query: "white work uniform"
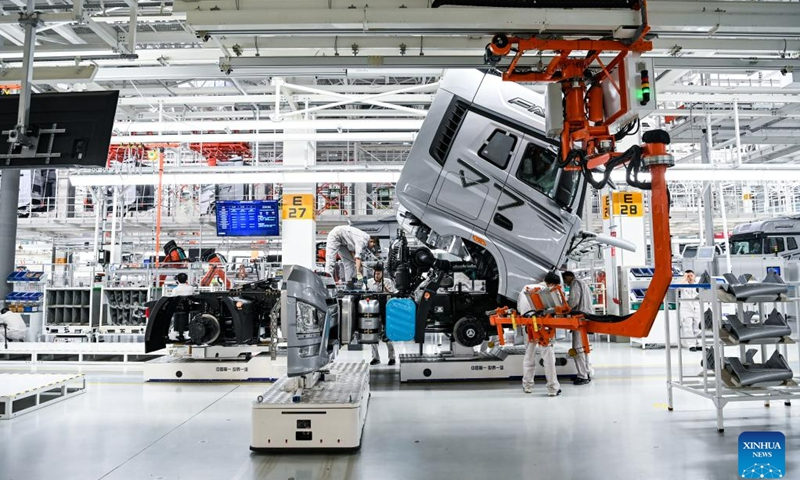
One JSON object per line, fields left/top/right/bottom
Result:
{"left": 173, "top": 283, "right": 195, "bottom": 296}
{"left": 519, "top": 285, "right": 560, "bottom": 395}
{"left": 367, "top": 277, "right": 396, "bottom": 293}
{"left": 679, "top": 283, "right": 701, "bottom": 348}
{"left": 0, "top": 310, "right": 27, "bottom": 342}
{"left": 325, "top": 225, "right": 371, "bottom": 282}
{"left": 367, "top": 276, "right": 397, "bottom": 362}
{"left": 566, "top": 277, "right": 593, "bottom": 380}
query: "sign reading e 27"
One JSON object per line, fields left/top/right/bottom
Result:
{"left": 282, "top": 194, "right": 315, "bottom": 220}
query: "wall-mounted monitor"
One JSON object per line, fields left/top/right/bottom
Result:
{"left": 0, "top": 91, "right": 119, "bottom": 169}
{"left": 216, "top": 200, "right": 279, "bottom": 237}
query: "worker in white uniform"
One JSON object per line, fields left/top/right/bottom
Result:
{"left": 367, "top": 263, "right": 397, "bottom": 366}
{"left": 324, "top": 225, "right": 377, "bottom": 284}
{"left": 562, "top": 271, "right": 592, "bottom": 385}
{"left": 678, "top": 269, "right": 702, "bottom": 351}
{"left": 0, "top": 308, "right": 27, "bottom": 345}
{"left": 521, "top": 271, "right": 562, "bottom": 396}
{"left": 172, "top": 273, "right": 195, "bottom": 296}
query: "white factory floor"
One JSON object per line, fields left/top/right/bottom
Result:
{"left": 1, "top": 342, "right": 799, "bottom": 480}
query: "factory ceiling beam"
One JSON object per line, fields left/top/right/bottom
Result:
{"left": 741, "top": 145, "right": 800, "bottom": 164}
{"left": 3, "top": 35, "right": 800, "bottom": 60}
{"left": 68, "top": 163, "right": 406, "bottom": 186}
{"left": 109, "top": 131, "right": 417, "bottom": 144}
{"left": 659, "top": 93, "right": 800, "bottom": 104}
{"left": 178, "top": 1, "right": 800, "bottom": 37}
{"left": 114, "top": 119, "right": 425, "bottom": 133}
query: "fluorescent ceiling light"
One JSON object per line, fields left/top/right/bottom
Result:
{"left": 0, "top": 65, "right": 97, "bottom": 83}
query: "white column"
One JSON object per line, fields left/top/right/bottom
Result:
{"left": 602, "top": 189, "right": 647, "bottom": 314}
{"left": 281, "top": 129, "right": 317, "bottom": 270}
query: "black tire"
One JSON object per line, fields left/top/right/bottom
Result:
{"left": 453, "top": 316, "right": 485, "bottom": 348}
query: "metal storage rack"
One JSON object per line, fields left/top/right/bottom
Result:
{"left": 665, "top": 283, "right": 800, "bottom": 432}
{"left": 4, "top": 271, "right": 47, "bottom": 342}
{"left": 43, "top": 287, "right": 101, "bottom": 336}
{"left": 100, "top": 287, "right": 149, "bottom": 334}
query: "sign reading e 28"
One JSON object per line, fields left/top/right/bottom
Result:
{"left": 602, "top": 191, "right": 644, "bottom": 219}
{"left": 282, "top": 194, "right": 315, "bottom": 220}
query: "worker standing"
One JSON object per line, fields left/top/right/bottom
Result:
{"left": 324, "top": 225, "right": 378, "bottom": 284}
{"left": 521, "top": 271, "right": 562, "bottom": 396}
{"left": 367, "top": 263, "right": 397, "bottom": 366}
{"left": 562, "top": 271, "right": 592, "bottom": 385}
{"left": 0, "top": 308, "right": 27, "bottom": 345}
{"left": 679, "top": 269, "right": 702, "bottom": 351}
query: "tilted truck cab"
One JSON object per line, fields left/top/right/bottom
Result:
{"left": 396, "top": 70, "right": 586, "bottom": 302}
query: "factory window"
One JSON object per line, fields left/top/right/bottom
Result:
{"left": 478, "top": 130, "right": 517, "bottom": 169}
{"left": 767, "top": 237, "right": 785, "bottom": 253}
{"left": 516, "top": 142, "right": 559, "bottom": 197}
{"left": 788, "top": 237, "right": 798, "bottom": 251}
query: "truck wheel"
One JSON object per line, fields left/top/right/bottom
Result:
{"left": 453, "top": 316, "right": 485, "bottom": 348}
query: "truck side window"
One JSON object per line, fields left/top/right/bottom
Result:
{"left": 516, "top": 143, "right": 559, "bottom": 197}
{"left": 767, "top": 237, "right": 785, "bottom": 253}
{"left": 788, "top": 237, "right": 798, "bottom": 251}
{"left": 478, "top": 130, "right": 517, "bottom": 169}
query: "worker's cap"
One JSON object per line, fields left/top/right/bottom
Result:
{"left": 543, "top": 271, "right": 561, "bottom": 286}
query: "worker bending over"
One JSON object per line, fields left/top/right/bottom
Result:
{"left": 367, "top": 263, "right": 396, "bottom": 366}
{"left": 324, "top": 225, "right": 378, "bottom": 283}
{"left": 520, "top": 271, "right": 561, "bottom": 397}
{"left": 0, "top": 308, "right": 27, "bottom": 346}
{"left": 562, "top": 271, "right": 592, "bottom": 385}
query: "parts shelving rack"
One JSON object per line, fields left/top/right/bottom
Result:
{"left": 665, "top": 282, "right": 800, "bottom": 432}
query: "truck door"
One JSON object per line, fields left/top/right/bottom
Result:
{"left": 487, "top": 137, "right": 584, "bottom": 270}
{"left": 433, "top": 110, "right": 521, "bottom": 230}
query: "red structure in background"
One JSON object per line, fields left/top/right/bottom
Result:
{"left": 107, "top": 142, "right": 253, "bottom": 166}
{"left": 317, "top": 183, "right": 350, "bottom": 216}
{"left": 187, "top": 143, "right": 252, "bottom": 165}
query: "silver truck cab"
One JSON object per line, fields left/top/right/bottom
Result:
{"left": 729, "top": 216, "right": 800, "bottom": 260}
{"left": 396, "top": 70, "right": 586, "bottom": 301}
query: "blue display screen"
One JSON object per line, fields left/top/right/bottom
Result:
{"left": 216, "top": 200, "right": 280, "bottom": 237}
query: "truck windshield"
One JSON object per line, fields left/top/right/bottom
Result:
{"left": 516, "top": 143, "right": 582, "bottom": 208}
{"left": 730, "top": 236, "right": 763, "bottom": 255}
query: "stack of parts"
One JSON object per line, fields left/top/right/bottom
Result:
{"left": 106, "top": 290, "right": 148, "bottom": 326}
{"left": 724, "top": 350, "right": 794, "bottom": 387}
{"left": 717, "top": 273, "right": 788, "bottom": 303}
{"left": 723, "top": 309, "right": 792, "bottom": 343}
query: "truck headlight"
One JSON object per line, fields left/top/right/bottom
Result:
{"left": 296, "top": 301, "right": 324, "bottom": 334}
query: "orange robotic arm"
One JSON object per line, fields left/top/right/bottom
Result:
{"left": 200, "top": 253, "right": 234, "bottom": 289}
{"left": 485, "top": 0, "right": 673, "bottom": 354}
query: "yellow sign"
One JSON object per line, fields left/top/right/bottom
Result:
{"left": 614, "top": 191, "right": 643, "bottom": 217}
{"left": 602, "top": 191, "right": 644, "bottom": 219}
{"left": 282, "top": 194, "right": 315, "bottom": 220}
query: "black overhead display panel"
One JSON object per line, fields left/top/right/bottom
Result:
{"left": 0, "top": 91, "right": 119, "bottom": 170}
